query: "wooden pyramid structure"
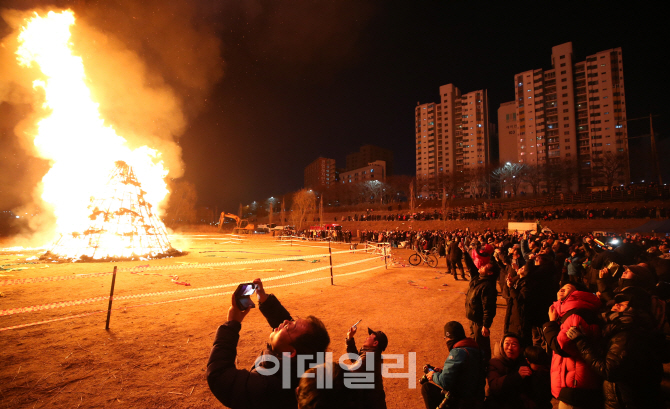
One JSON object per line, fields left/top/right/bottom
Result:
{"left": 46, "top": 161, "right": 177, "bottom": 261}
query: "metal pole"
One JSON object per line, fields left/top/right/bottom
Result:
{"left": 384, "top": 244, "right": 388, "bottom": 270}
{"left": 105, "top": 266, "right": 117, "bottom": 330}
{"left": 328, "top": 240, "right": 334, "bottom": 285}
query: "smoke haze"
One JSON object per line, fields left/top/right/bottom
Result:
{"left": 0, "top": 0, "right": 224, "bottom": 241}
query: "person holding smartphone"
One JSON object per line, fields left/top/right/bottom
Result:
{"left": 344, "top": 322, "right": 389, "bottom": 409}
{"left": 421, "top": 321, "right": 485, "bottom": 409}
{"left": 207, "top": 278, "right": 330, "bottom": 409}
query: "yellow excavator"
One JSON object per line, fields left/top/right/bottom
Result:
{"left": 218, "top": 212, "right": 255, "bottom": 234}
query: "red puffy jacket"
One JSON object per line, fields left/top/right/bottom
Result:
{"left": 543, "top": 291, "right": 602, "bottom": 400}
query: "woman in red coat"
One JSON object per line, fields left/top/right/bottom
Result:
{"left": 542, "top": 283, "right": 603, "bottom": 408}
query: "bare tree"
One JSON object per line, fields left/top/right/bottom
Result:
{"left": 492, "top": 162, "right": 526, "bottom": 197}
{"left": 543, "top": 160, "right": 564, "bottom": 195}
{"left": 318, "top": 197, "right": 323, "bottom": 226}
{"left": 290, "top": 189, "right": 316, "bottom": 231}
{"left": 362, "top": 180, "right": 386, "bottom": 204}
{"left": 409, "top": 178, "right": 416, "bottom": 212}
{"left": 476, "top": 164, "right": 496, "bottom": 199}
{"left": 266, "top": 197, "right": 276, "bottom": 225}
{"left": 280, "top": 196, "right": 286, "bottom": 225}
{"left": 591, "top": 152, "right": 628, "bottom": 188}
{"left": 561, "top": 158, "right": 580, "bottom": 193}
{"left": 385, "top": 175, "right": 411, "bottom": 204}
{"left": 437, "top": 170, "right": 461, "bottom": 200}
{"left": 521, "top": 164, "right": 543, "bottom": 195}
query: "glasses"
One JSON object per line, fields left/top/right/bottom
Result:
{"left": 284, "top": 317, "right": 301, "bottom": 342}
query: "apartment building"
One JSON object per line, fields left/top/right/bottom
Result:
{"left": 498, "top": 101, "right": 518, "bottom": 164}
{"left": 304, "top": 157, "right": 336, "bottom": 190}
{"left": 339, "top": 160, "right": 386, "bottom": 184}
{"left": 415, "top": 84, "right": 490, "bottom": 195}
{"left": 512, "top": 42, "right": 627, "bottom": 189}
{"left": 346, "top": 145, "right": 394, "bottom": 176}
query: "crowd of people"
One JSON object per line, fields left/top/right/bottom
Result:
{"left": 206, "top": 228, "right": 670, "bottom": 409}
{"left": 328, "top": 205, "right": 670, "bottom": 223}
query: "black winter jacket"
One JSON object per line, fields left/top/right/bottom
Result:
{"left": 464, "top": 257, "right": 498, "bottom": 327}
{"left": 207, "top": 294, "right": 299, "bottom": 409}
{"left": 574, "top": 311, "right": 664, "bottom": 409}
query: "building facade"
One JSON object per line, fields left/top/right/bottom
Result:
{"left": 339, "top": 160, "right": 386, "bottom": 184}
{"left": 512, "top": 42, "right": 628, "bottom": 189}
{"left": 346, "top": 145, "right": 394, "bottom": 176}
{"left": 415, "top": 84, "right": 490, "bottom": 196}
{"left": 498, "top": 101, "right": 518, "bottom": 164}
{"left": 304, "top": 157, "right": 336, "bottom": 190}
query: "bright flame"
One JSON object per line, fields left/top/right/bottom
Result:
{"left": 16, "top": 10, "right": 173, "bottom": 259}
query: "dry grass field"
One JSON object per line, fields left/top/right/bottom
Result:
{"left": 0, "top": 234, "right": 505, "bottom": 409}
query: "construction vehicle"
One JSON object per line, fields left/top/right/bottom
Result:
{"left": 218, "top": 212, "right": 255, "bottom": 234}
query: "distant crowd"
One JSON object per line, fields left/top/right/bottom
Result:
{"left": 323, "top": 205, "right": 670, "bottom": 223}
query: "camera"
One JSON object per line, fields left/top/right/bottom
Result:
{"left": 420, "top": 364, "right": 435, "bottom": 384}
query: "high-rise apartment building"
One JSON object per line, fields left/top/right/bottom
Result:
{"left": 498, "top": 101, "right": 518, "bottom": 164}
{"left": 415, "top": 84, "right": 490, "bottom": 195}
{"left": 304, "top": 157, "right": 336, "bottom": 191}
{"left": 339, "top": 160, "right": 386, "bottom": 184}
{"left": 511, "top": 42, "right": 627, "bottom": 189}
{"left": 346, "top": 145, "right": 394, "bottom": 176}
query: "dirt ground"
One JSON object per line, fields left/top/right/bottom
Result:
{"left": 0, "top": 234, "right": 513, "bottom": 409}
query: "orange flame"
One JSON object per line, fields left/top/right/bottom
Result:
{"left": 16, "top": 10, "right": 173, "bottom": 259}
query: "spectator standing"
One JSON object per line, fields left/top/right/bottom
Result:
{"left": 463, "top": 245, "right": 498, "bottom": 362}
{"left": 448, "top": 237, "right": 465, "bottom": 280}
{"left": 543, "top": 284, "right": 603, "bottom": 408}
{"left": 568, "top": 287, "right": 664, "bottom": 409}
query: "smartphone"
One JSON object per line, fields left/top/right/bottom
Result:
{"left": 425, "top": 364, "right": 435, "bottom": 372}
{"left": 234, "top": 283, "right": 258, "bottom": 311}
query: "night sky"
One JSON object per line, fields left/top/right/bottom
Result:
{"left": 1, "top": 1, "right": 669, "bottom": 214}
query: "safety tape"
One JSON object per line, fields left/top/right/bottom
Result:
{"left": 0, "top": 255, "right": 387, "bottom": 316}
{"left": 0, "top": 271, "right": 113, "bottom": 287}
{"left": 117, "top": 247, "right": 374, "bottom": 272}
{"left": 0, "top": 246, "right": 378, "bottom": 287}
{"left": 0, "top": 263, "right": 387, "bottom": 332}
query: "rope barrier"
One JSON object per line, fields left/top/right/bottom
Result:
{"left": 0, "top": 246, "right": 375, "bottom": 287}
{"left": 0, "top": 261, "right": 388, "bottom": 332}
{"left": 0, "top": 271, "right": 114, "bottom": 287}
{"left": 0, "top": 255, "right": 387, "bottom": 316}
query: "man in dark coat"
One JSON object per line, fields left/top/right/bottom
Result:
{"left": 448, "top": 236, "right": 465, "bottom": 280}
{"left": 207, "top": 279, "right": 330, "bottom": 409}
{"left": 567, "top": 287, "right": 664, "bottom": 409}
{"left": 462, "top": 243, "right": 498, "bottom": 362}
{"left": 345, "top": 325, "right": 388, "bottom": 409}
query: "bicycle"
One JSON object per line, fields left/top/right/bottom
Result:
{"left": 408, "top": 250, "right": 439, "bottom": 268}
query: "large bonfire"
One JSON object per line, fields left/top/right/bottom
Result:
{"left": 15, "top": 10, "right": 179, "bottom": 261}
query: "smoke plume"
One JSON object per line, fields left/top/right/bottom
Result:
{"left": 0, "top": 0, "right": 223, "bottom": 242}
